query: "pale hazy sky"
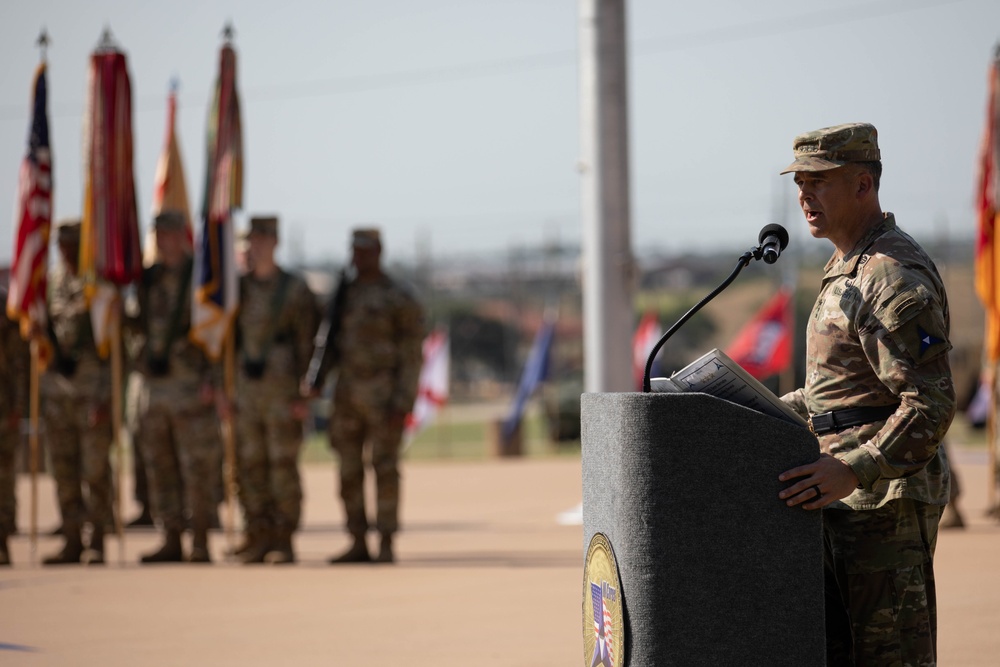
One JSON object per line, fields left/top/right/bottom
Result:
{"left": 2, "top": 0, "right": 999, "bottom": 266}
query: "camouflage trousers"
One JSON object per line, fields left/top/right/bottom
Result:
{"left": 0, "top": 423, "right": 16, "bottom": 533}
{"left": 42, "top": 389, "right": 113, "bottom": 530}
{"left": 329, "top": 392, "right": 404, "bottom": 539}
{"left": 236, "top": 378, "right": 304, "bottom": 532}
{"left": 135, "top": 377, "right": 221, "bottom": 533}
{"left": 823, "top": 499, "right": 942, "bottom": 667}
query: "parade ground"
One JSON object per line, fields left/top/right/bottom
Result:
{"left": 1, "top": 445, "right": 999, "bottom": 666}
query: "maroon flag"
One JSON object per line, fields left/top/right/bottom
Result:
{"left": 7, "top": 63, "right": 52, "bottom": 347}
{"left": 80, "top": 44, "right": 142, "bottom": 355}
{"left": 725, "top": 287, "right": 793, "bottom": 380}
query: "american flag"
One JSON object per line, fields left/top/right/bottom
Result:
{"left": 7, "top": 63, "right": 52, "bottom": 342}
{"left": 590, "top": 582, "right": 614, "bottom": 667}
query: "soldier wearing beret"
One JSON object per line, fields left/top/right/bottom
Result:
{"left": 314, "top": 228, "right": 424, "bottom": 564}
{"left": 232, "top": 215, "right": 319, "bottom": 564}
{"left": 776, "top": 123, "right": 955, "bottom": 665}
{"left": 130, "top": 210, "right": 222, "bottom": 563}
{"left": 40, "top": 219, "right": 114, "bottom": 565}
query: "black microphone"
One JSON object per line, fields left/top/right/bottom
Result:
{"left": 758, "top": 224, "right": 789, "bottom": 265}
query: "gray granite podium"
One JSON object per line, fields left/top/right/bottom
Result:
{"left": 582, "top": 392, "right": 825, "bottom": 666}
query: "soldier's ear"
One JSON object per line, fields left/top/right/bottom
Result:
{"left": 856, "top": 170, "right": 874, "bottom": 198}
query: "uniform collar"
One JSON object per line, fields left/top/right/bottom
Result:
{"left": 823, "top": 212, "right": 895, "bottom": 277}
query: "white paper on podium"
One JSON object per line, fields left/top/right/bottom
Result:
{"left": 651, "top": 348, "right": 808, "bottom": 429}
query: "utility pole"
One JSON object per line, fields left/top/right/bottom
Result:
{"left": 579, "top": 0, "right": 634, "bottom": 392}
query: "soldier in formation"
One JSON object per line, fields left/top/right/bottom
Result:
{"left": 0, "top": 287, "right": 28, "bottom": 566}
{"left": 313, "top": 228, "right": 424, "bottom": 565}
{"left": 40, "top": 220, "right": 113, "bottom": 565}
{"left": 232, "top": 216, "right": 318, "bottom": 564}
{"left": 129, "top": 211, "right": 222, "bottom": 563}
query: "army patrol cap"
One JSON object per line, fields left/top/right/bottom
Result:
{"left": 248, "top": 215, "right": 279, "bottom": 237}
{"left": 352, "top": 228, "right": 381, "bottom": 249}
{"left": 56, "top": 219, "right": 81, "bottom": 244}
{"left": 780, "top": 122, "right": 881, "bottom": 174}
{"left": 152, "top": 209, "right": 187, "bottom": 231}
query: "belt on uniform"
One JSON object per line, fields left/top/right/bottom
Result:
{"left": 808, "top": 404, "right": 899, "bottom": 436}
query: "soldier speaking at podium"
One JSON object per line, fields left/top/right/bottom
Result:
{"left": 775, "top": 123, "right": 955, "bottom": 665}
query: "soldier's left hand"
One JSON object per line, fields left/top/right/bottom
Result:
{"left": 778, "top": 453, "right": 860, "bottom": 510}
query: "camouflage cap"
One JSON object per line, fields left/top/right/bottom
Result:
{"left": 352, "top": 227, "right": 381, "bottom": 249}
{"left": 779, "top": 122, "right": 881, "bottom": 174}
{"left": 56, "top": 218, "right": 81, "bottom": 244}
{"left": 153, "top": 209, "right": 188, "bottom": 231}
{"left": 248, "top": 215, "right": 279, "bottom": 237}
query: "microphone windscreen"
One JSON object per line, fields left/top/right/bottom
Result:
{"left": 758, "top": 223, "right": 789, "bottom": 250}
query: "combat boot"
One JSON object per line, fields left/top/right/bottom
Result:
{"left": 188, "top": 517, "right": 212, "bottom": 563}
{"left": 0, "top": 528, "right": 10, "bottom": 566}
{"left": 239, "top": 523, "right": 273, "bottom": 564}
{"left": 375, "top": 533, "right": 394, "bottom": 564}
{"left": 329, "top": 535, "right": 371, "bottom": 564}
{"left": 140, "top": 529, "right": 183, "bottom": 564}
{"left": 83, "top": 525, "right": 106, "bottom": 565}
{"left": 265, "top": 526, "right": 295, "bottom": 565}
{"left": 43, "top": 524, "right": 84, "bottom": 565}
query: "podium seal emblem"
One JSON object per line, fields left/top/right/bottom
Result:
{"left": 582, "top": 532, "right": 624, "bottom": 667}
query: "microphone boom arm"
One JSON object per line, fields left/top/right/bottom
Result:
{"left": 642, "top": 241, "right": 774, "bottom": 393}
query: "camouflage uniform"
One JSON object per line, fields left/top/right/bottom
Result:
{"left": 781, "top": 213, "right": 954, "bottom": 664}
{"left": 328, "top": 272, "right": 424, "bottom": 552}
{"left": 132, "top": 256, "right": 221, "bottom": 562}
{"left": 235, "top": 266, "right": 318, "bottom": 560}
{"left": 41, "top": 260, "right": 115, "bottom": 564}
{"left": 0, "top": 299, "right": 28, "bottom": 564}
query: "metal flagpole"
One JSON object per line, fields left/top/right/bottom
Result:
{"left": 579, "top": 0, "right": 634, "bottom": 393}
{"left": 28, "top": 339, "right": 39, "bottom": 564}
{"left": 111, "top": 301, "right": 126, "bottom": 564}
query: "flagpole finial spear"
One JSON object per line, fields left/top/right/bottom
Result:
{"left": 222, "top": 21, "right": 235, "bottom": 45}
{"left": 36, "top": 28, "right": 49, "bottom": 63}
{"left": 97, "top": 25, "right": 118, "bottom": 53}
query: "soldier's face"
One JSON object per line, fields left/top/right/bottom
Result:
{"left": 793, "top": 167, "right": 861, "bottom": 241}
{"left": 352, "top": 244, "right": 381, "bottom": 274}
{"left": 155, "top": 227, "right": 188, "bottom": 264}
{"left": 58, "top": 241, "right": 79, "bottom": 271}
{"left": 247, "top": 232, "right": 276, "bottom": 265}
